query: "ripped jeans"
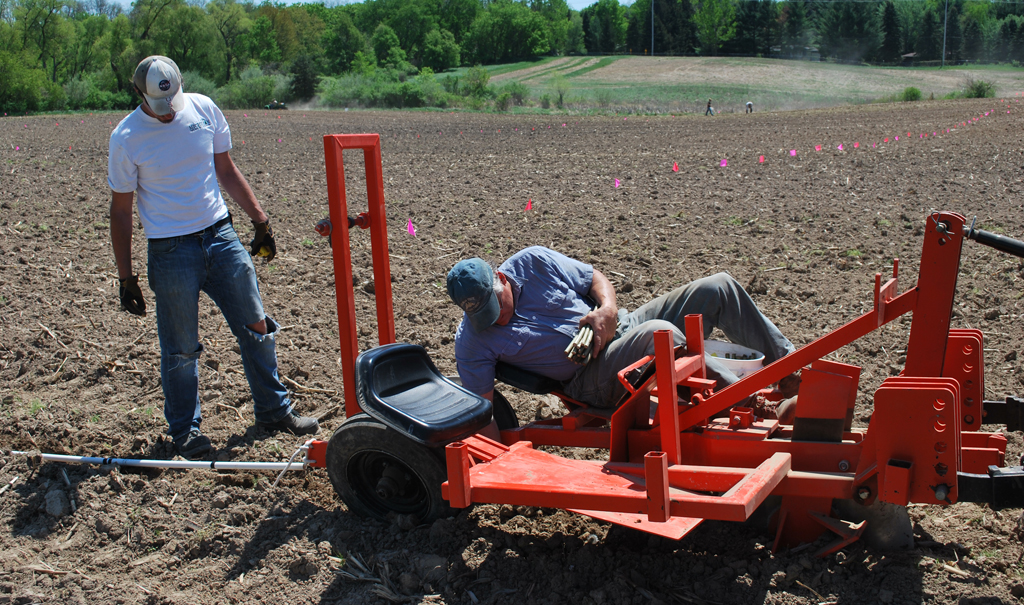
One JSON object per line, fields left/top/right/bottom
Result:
{"left": 148, "top": 220, "right": 292, "bottom": 441}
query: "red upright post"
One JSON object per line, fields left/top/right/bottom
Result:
{"left": 904, "top": 212, "right": 965, "bottom": 377}
{"left": 654, "top": 330, "right": 681, "bottom": 465}
{"left": 322, "top": 134, "right": 395, "bottom": 417}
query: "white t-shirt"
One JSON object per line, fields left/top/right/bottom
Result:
{"left": 108, "top": 93, "right": 232, "bottom": 239}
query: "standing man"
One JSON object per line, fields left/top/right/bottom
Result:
{"left": 108, "top": 56, "right": 319, "bottom": 459}
{"left": 705, "top": 99, "right": 714, "bottom": 116}
{"left": 746, "top": 101, "right": 753, "bottom": 114}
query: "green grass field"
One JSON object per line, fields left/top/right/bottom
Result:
{"left": 477, "top": 55, "right": 1024, "bottom": 114}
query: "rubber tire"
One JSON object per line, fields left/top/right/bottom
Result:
{"left": 491, "top": 389, "right": 520, "bottom": 431}
{"left": 326, "top": 414, "right": 451, "bottom": 523}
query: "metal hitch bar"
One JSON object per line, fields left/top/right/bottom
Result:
{"left": 957, "top": 466, "right": 1024, "bottom": 510}
{"left": 982, "top": 397, "right": 1024, "bottom": 432}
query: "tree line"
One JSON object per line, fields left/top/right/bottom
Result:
{"left": 1, "top": 0, "right": 1021, "bottom": 113}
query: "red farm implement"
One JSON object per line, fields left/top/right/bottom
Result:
{"left": 307, "top": 134, "right": 1024, "bottom": 555}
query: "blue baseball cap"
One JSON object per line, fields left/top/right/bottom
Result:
{"left": 447, "top": 258, "right": 500, "bottom": 332}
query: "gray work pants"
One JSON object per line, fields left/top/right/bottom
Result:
{"left": 564, "top": 272, "right": 794, "bottom": 408}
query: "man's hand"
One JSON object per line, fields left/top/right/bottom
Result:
{"left": 581, "top": 305, "right": 617, "bottom": 356}
{"left": 119, "top": 275, "right": 147, "bottom": 316}
{"left": 250, "top": 220, "right": 276, "bottom": 261}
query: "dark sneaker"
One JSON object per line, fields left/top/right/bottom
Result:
{"left": 257, "top": 412, "right": 320, "bottom": 435}
{"left": 174, "top": 428, "right": 212, "bottom": 459}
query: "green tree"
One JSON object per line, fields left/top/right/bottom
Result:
{"left": 531, "top": 0, "right": 570, "bottom": 55}
{"left": 289, "top": 53, "right": 317, "bottom": 100}
{"left": 693, "top": 0, "right": 735, "bottom": 55}
{"left": 155, "top": 4, "right": 216, "bottom": 74}
{"left": 207, "top": 0, "right": 249, "bottom": 83}
{"left": 914, "top": 7, "right": 940, "bottom": 60}
{"left": 436, "top": 0, "right": 478, "bottom": 43}
{"left": 462, "top": 0, "right": 550, "bottom": 64}
{"left": 728, "top": 0, "right": 776, "bottom": 56}
{"left": 0, "top": 48, "right": 58, "bottom": 110}
{"left": 102, "top": 12, "right": 135, "bottom": 91}
{"left": 581, "top": 0, "right": 625, "bottom": 53}
{"left": 422, "top": 27, "right": 459, "bottom": 71}
{"left": 129, "top": 0, "right": 179, "bottom": 46}
{"left": 879, "top": 1, "right": 901, "bottom": 63}
{"left": 15, "top": 0, "right": 73, "bottom": 81}
{"left": 387, "top": 0, "right": 436, "bottom": 61}
{"left": 626, "top": 0, "right": 697, "bottom": 56}
{"left": 816, "top": 1, "right": 881, "bottom": 62}
{"left": 778, "top": 0, "right": 809, "bottom": 57}
{"left": 960, "top": 16, "right": 983, "bottom": 62}
{"left": 289, "top": 5, "right": 326, "bottom": 61}
{"left": 322, "top": 9, "right": 363, "bottom": 74}
{"left": 996, "top": 17, "right": 1017, "bottom": 63}
{"left": 565, "top": 11, "right": 585, "bottom": 54}
{"left": 63, "top": 13, "right": 109, "bottom": 81}
{"left": 243, "top": 15, "right": 281, "bottom": 65}
{"left": 371, "top": 23, "right": 402, "bottom": 67}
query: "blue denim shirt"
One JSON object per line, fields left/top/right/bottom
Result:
{"left": 453, "top": 246, "right": 594, "bottom": 395}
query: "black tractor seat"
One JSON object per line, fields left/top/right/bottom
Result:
{"left": 355, "top": 343, "right": 492, "bottom": 446}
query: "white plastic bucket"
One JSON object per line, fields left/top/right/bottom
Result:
{"left": 703, "top": 340, "right": 764, "bottom": 378}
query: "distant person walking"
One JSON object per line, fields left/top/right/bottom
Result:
{"left": 746, "top": 101, "right": 753, "bottom": 114}
{"left": 705, "top": 99, "right": 714, "bottom": 116}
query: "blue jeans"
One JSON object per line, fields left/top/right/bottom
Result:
{"left": 565, "top": 273, "right": 794, "bottom": 408}
{"left": 147, "top": 219, "right": 292, "bottom": 440}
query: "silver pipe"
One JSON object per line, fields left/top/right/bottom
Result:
{"left": 9, "top": 451, "right": 314, "bottom": 471}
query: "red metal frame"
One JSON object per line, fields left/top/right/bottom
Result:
{"left": 315, "top": 142, "right": 1010, "bottom": 553}
{"left": 322, "top": 134, "right": 395, "bottom": 416}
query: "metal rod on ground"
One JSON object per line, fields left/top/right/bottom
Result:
{"left": 9, "top": 451, "right": 312, "bottom": 472}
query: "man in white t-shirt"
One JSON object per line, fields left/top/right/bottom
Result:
{"left": 108, "top": 56, "right": 318, "bottom": 459}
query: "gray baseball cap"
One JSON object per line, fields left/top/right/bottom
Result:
{"left": 447, "top": 258, "right": 500, "bottom": 332}
{"left": 133, "top": 56, "right": 185, "bottom": 116}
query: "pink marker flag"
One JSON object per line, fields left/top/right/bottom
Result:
{"left": 759, "top": 155, "right": 765, "bottom": 163}
{"left": 895, "top": 136, "right": 899, "bottom": 141}
{"left": 15, "top": 146, "right": 19, "bottom": 151}
{"left": 837, "top": 144, "right": 843, "bottom": 151}
{"left": 720, "top": 159, "right": 728, "bottom": 167}
{"left": 790, "top": 150, "right": 797, "bottom": 157}
{"left": 672, "top": 162, "right": 679, "bottom": 172}
{"left": 884, "top": 138, "right": 889, "bottom": 142}
{"left": 614, "top": 178, "right": 621, "bottom": 188}
{"left": 815, "top": 145, "right": 821, "bottom": 151}
{"left": 854, "top": 142, "right": 859, "bottom": 148}
{"left": 873, "top": 143, "right": 876, "bottom": 148}
{"left": 525, "top": 199, "right": 532, "bottom": 211}
{"left": 407, "top": 219, "right": 416, "bottom": 236}
{"left": 244, "top": 113, "right": 248, "bottom": 117}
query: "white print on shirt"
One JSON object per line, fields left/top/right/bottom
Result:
{"left": 187, "top": 118, "right": 212, "bottom": 132}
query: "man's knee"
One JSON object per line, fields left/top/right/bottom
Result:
{"left": 692, "top": 271, "right": 738, "bottom": 293}
{"left": 247, "top": 319, "right": 267, "bottom": 335}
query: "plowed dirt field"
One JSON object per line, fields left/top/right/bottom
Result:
{"left": 2, "top": 99, "right": 1024, "bottom": 604}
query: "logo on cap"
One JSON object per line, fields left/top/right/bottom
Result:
{"left": 159, "top": 79, "right": 171, "bottom": 91}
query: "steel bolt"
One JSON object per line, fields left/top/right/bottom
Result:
{"left": 838, "top": 460, "right": 850, "bottom": 472}
{"left": 857, "top": 487, "right": 871, "bottom": 501}
{"left": 934, "top": 484, "right": 950, "bottom": 501}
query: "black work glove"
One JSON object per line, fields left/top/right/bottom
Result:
{"left": 118, "top": 275, "right": 147, "bottom": 316}
{"left": 250, "top": 220, "right": 276, "bottom": 262}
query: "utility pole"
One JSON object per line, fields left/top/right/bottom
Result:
{"left": 941, "top": 0, "right": 949, "bottom": 68}
{"left": 651, "top": 0, "right": 655, "bottom": 57}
